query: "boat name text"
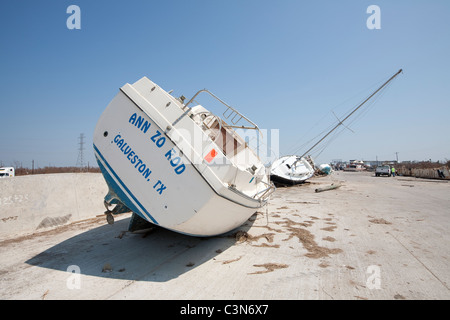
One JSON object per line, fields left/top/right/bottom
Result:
{"left": 128, "top": 112, "right": 186, "bottom": 175}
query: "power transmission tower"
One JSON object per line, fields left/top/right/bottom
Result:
{"left": 76, "top": 133, "right": 85, "bottom": 171}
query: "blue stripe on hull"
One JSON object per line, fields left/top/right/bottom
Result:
{"left": 94, "top": 144, "right": 158, "bottom": 225}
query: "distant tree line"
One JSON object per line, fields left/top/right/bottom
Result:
{"left": 399, "top": 160, "right": 450, "bottom": 169}
{"left": 14, "top": 166, "right": 101, "bottom": 176}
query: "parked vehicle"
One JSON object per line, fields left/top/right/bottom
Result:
{"left": 0, "top": 167, "right": 15, "bottom": 178}
{"left": 375, "top": 165, "right": 391, "bottom": 177}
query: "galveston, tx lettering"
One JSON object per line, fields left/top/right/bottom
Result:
{"left": 113, "top": 134, "right": 166, "bottom": 195}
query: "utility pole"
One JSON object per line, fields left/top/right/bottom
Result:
{"left": 395, "top": 152, "right": 399, "bottom": 163}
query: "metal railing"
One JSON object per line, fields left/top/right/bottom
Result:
{"left": 253, "top": 180, "right": 276, "bottom": 202}
{"left": 172, "top": 89, "right": 263, "bottom": 137}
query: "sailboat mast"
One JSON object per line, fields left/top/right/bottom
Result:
{"left": 299, "top": 69, "right": 402, "bottom": 159}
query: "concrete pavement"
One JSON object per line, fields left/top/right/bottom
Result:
{"left": 0, "top": 171, "right": 449, "bottom": 299}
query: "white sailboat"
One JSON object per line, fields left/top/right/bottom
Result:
{"left": 270, "top": 155, "right": 315, "bottom": 185}
{"left": 270, "top": 69, "right": 403, "bottom": 185}
{"left": 93, "top": 77, "right": 275, "bottom": 237}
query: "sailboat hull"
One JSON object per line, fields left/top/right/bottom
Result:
{"left": 270, "top": 155, "right": 315, "bottom": 185}
{"left": 93, "top": 78, "right": 270, "bottom": 236}
{"left": 270, "top": 173, "right": 309, "bottom": 185}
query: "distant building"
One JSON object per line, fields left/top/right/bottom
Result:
{"left": 362, "top": 160, "right": 398, "bottom": 167}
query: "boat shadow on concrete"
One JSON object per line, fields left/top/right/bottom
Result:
{"left": 26, "top": 214, "right": 255, "bottom": 282}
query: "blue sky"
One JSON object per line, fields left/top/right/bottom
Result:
{"left": 1, "top": 0, "right": 449, "bottom": 168}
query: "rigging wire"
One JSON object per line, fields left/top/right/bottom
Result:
{"left": 300, "top": 72, "right": 400, "bottom": 160}
{"left": 285, "top": 77, "right": 387, "bottom": 156}
{"left": 307, "top": 76, "right": 399, "bottom": 160}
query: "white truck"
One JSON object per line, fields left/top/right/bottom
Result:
{"left": 375, "top": 165, "right": 391, "bottom": 177}
{"left": 0, "top": 167, "right": 15, "bottom": 178}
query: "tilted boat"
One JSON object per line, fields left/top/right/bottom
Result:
{"left": 93, "top": 77, "right": 275, "bottom": 236}
{"left": 270, "top": 69, "right": 403, "bottom": 185}
{"left": 270, "top": 155, "right": 315, "bottom": 185}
